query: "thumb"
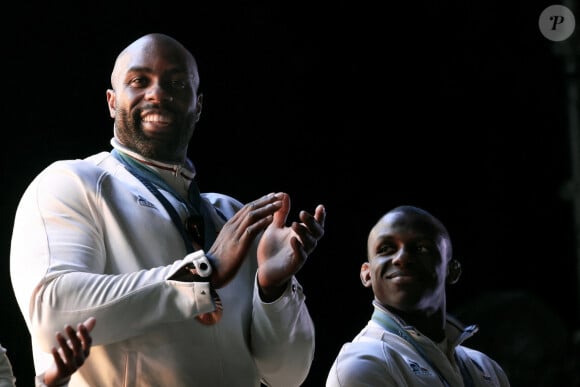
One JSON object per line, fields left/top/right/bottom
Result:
{"left": 82, "top": 316, "right": 97, "bottom": 332}
{"left": 272, "top": 192, "right": 290, "bottom": 227}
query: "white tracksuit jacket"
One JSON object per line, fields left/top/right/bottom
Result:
{"left": 326, "top": 304, "right": 510, "bottom": 387}
{"left": 10, "top": 145, "right": 315, "bottom": 387}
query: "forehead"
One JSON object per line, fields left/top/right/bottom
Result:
{"left": 113, "top": 37, "right": 196, "bottom": 80}
{"left": 371, "top": 211, "right": 442, "bottom": 241}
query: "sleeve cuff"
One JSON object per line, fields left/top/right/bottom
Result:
{"left": 35, "top": 373, "right": 70, "bottom": 387}
{"left": 166, "top": 250, "right": 213, "bottom": 281}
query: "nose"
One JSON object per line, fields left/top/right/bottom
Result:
{"left": 145, "top": 82, "right": 173, "bottom": 103}
{"left": 391, "top": 247, "right": 412, "bottom": 267}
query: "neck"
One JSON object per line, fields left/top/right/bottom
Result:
{"left": 111, "top": 137, "right": 195, "bottom": 180}
{"left": 383, "top": 304, "right": 447, "bottom": 343}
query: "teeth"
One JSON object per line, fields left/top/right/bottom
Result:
{"left": 143, "top": 114, "right": 170, "bottom": 123}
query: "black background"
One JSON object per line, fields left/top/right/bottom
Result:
{"left": 2, "top": 1, "right": 579, "bottom": 386}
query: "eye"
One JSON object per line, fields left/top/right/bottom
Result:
{"left": 415, "top": 242, "right": 433, "bottom": 254}
{"left": 170, "top": 79, "right": 188, "bottom": 89}
{"left": 128, "top": 77, "right": 149, "bottom": 88}
{"left": 376, "top": 242, "right": 396, "bottom": 256}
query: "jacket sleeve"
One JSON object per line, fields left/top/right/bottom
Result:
{"left": 34, "top": 374, "right": 69, "bottom": 387}
{"left": 250, "top": 275, "right": 315, "bottom": 387}
{"left": 10, "top": 161, "right": 216, "bottom": 351}
{"left": 204, "top": 192, "right": 316, "bottom": 387}
{"left": 0, "top": 345, "right": 16, "bottom": 387}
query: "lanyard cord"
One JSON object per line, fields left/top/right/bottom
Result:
{"left": 111, "top": 150, "right": 227, "bottom": 326}
{"left": 371, "top": 306, "right": 475, "bottom": 387}
{"left": 112, "top": 149, "right": 200, "bottom": 253}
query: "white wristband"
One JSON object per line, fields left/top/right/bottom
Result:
{"left": 185, "top": 251, "right": 213, "bottom": 278}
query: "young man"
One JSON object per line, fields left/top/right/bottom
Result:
{"left": 10, "top": 33, "right": 325, "bottom": 386}
{"left": 326, "top": 205, "right": 510, "bottom": 386}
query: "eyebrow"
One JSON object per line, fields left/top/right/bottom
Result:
{"left": 126, "top": 63, "right": 191, "bottom": 75}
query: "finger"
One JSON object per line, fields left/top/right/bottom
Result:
{"left": 231, "top": 193, "right": 282, "bottom": 229}
{"left": 290, "top": 236, "right": 308, "bottom": 265}
{"left": 243, "top": 199, "right": 282, "bottom": 235}
{"left": 67, "top": 327, "right": 88, "bottom": 368}
{"left": 292, "top": 222, "right": 317, "bottom": 254}
{"left": 218, "top": 193, "right": 283, "bottom": 247}
{"left": 244, "top": 215, "right": 274, "bottom": 238}
{"left": 244, "top": 193, "right": 281, "bottom": 213}
{"left": 314, "top": 204, "right": 326, "bottom": 227}
{"left": 77, "top": 323, "right": 94, "bottom": 354}
{"left": 55, "top": 330, "right": 73, "bottom": 360}
{"left": 51, "top": 346, "right": 66, "bottom": 370}
{"left": 66, "top": 325, "right": 83, "bottom": 357}
{"left": 298, "top": 210, "right": 325, "bottom": 240}
{"left": 305, "top": 205, "right": 326, "bottom": 227}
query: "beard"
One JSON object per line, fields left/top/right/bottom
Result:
{"left": 115, "top": 105, "right": 196, "bottom": 163}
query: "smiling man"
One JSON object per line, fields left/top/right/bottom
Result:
{"left": 10, "top": 33, "right": 325, "bottom": 387}
{"left": 326, "top": 205, "right": 511, "bottom": 387}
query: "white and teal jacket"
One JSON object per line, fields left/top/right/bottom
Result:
{"left": 10, "top": 139, "right": 315, "bottom": 387}
{"left": 326, "top": 302, "right": 510, "bottom": 387}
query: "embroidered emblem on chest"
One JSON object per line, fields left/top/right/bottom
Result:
{"left": 137, "top": 195, "right": 156, "bottom": 209}
{"left": 408, "top": 360, "right": 431, "bottom": 376}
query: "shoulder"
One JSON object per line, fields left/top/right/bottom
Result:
{"left": 327, "top": 340, "right": 394, "bottom": 387}
{"left": 23, "top": 152, "right": 124, "bottom": 201}
{"left": 201, "top": 192, "right": 244, "bottom": 219}
{"left": 328, "top": 326, "right": 394, "bottom": 384}
{"left": 457, "top": 345, "right": 511, "bottom": 384}
{"left": 334, "top": 339, "right": 388, "bottom": 366}
{"left": 459, "top": 345, "right": 501, "bottom": 367}
{"left": 37, "top": 152, "right": 119, "bottom": 180}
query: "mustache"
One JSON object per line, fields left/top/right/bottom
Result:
{"left": 139, "top": 102, "right": 176, "bottom": 114}
{"left": 382, "top": 264, "right": 430, "bottom": 279}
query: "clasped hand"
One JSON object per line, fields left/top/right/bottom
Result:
{"left": 257, "top": 193, "right": 325, "bottom": 300}
{"left": 207, "top": 192, "right": 325, "bottom": 300}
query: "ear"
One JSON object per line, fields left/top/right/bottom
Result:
{"left": 446, "top": 259, "right": 462, "bottom": 285}
{"left": 195, "top": 93, "right": 203, "bottom": 122}
{"left": 106, "top": 89, "right": 116, "bottom": 118}
{"left": 360, "top": 262, "right": 372, "bottom": 288}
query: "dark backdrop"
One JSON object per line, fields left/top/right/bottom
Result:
{"left": 2, "top": 1, "right": 579, "bottom": 386}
